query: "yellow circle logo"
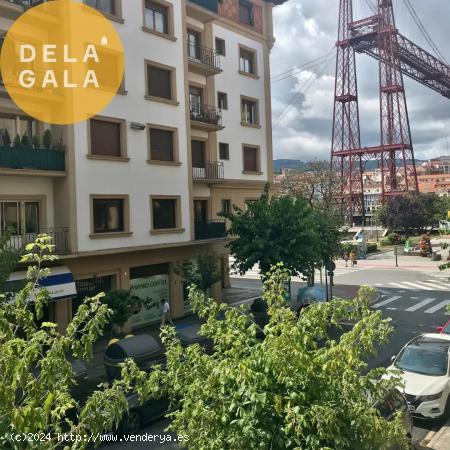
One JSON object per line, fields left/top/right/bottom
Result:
{"left": 0, "top": 0, "right": 124, "bottom": 125}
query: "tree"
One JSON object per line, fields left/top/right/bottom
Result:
{"left": 137, "top": 266, "right": 409, "bottom": 449}
{"left": 279, "top": 160, "right": 339, "bottom": 210}
{"left": 0, "top": 231, "right": 19, "bottom": 292}
{"left": 0, "top": 236, "right": 140, "bottom": 449}
{"left": 176, "top": 251, "right": 223, "bottom": 297}
{"left": 376, "top": 193, "right": 439, "bottom": 234}
{"left": 103, "top": 289, "right": 141, "bottom": 330}
{"left": 223, "top": 184, "right": 341, "bottom": 280}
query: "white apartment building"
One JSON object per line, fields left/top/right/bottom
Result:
{"left": 0, "top": 0, "right": 285, "bottom": 331}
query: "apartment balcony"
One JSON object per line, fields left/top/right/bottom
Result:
{"left": 0, "top": 146, "right": 66, "bottom": 176}
{"left": 192, "top": 162, "right": 224, "bottom": 183}
{"left": 188, "top": 42, "right": 222, "bottom": 76}
{"left": 0, "top": 0, "right": 43, "bottom": 18}
{"left": 2, "top": 227, "right": 70, "bottom": 255}
{"left": 194, "top": 220, "right": 226, "bottom": 241}
{"left": 190, "top": 103, "right": 224, "bottom": 132}
{"left": 188, "top": 0, "right": 218, "bottom": 14}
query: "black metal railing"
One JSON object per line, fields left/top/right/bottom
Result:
{"left": 194, "top": 220, "right": 226, "bottom": 240}
{"left": 187, "top": 42, "right": 221, "bottom": 72}
{"left": 5, "top": 0, "right": 44, "bottom": 7}
{"left": 2, "top": 227, "right": 70, "bottom": 255}
{"left": 190, "top": 102, "right": 222, "bottom": 127}
{"left": 192, "top": 162, "right": 224, "bottom": 181}
{"left": 188, "top": 0, "right": 218, "bottom": 14}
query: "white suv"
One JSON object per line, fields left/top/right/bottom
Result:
{"left": 388, "top": 333, "right": 450, "bottom": 420}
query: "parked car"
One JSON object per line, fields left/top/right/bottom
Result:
{"left": 118, "top": 392, "right": 171, "bottom": 435}
{"left": 373, "top": 389, "right": 413, "bottom": 445}
{"left": 388, "top": 333, "right": 450, "bottom": 420}
{"left": 437, "top": 319, "right": 450, "bottom": 335}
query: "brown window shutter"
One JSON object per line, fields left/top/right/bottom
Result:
{"left": 150, "top": 128, "right": 174, "bottom": 161}
{"left": 90, "top": 119, "right": 121, "bottom": 157}
{"left": 191, "top": 140, "right": 205, "bottom": 168}
{"left": 243, "top": 146, "right": 257, "bottom": 172}
{"left": 147, "top": 65, "right": 172, "bottom": 99}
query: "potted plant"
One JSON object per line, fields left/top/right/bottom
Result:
{"left": 13, "top": 134, "right": 22, "bottom": 148}
{"left": 20, "top": 133, "right": 29, "bottom": 147}
{"left": 3, "top": 129, "right": 11, "bottom": 147}
{"left": 103, "top": 289, "right": 142, "bottom": 336}
{"left": 43, "top": 129, "right": 52, "bottom": 149}
{"left": 31, "top": 135, "right": 40, "bottom": 149}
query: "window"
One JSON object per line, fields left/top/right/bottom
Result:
{"left": 0, "top": 115, "right": 36, "bottom": 146}
{"left": 89, "top": 118, "right": 124, "bottom": 157}
{"left": 218, "top": 92, "right": 228, "bottom": 110}
{"left": 194, "top": 200, "right": 208, "bottom": 224}
{"left": 144, "top": 0, "right": 169, "bottom": 34}
{"left": 149, "top": 126, "right": 176, "bottom": 162}
{"left": 189, "top": 86, "right": 203, "bottom": 117}
{"left": 219, "top": 143, "right": 229, "bottom": 160}
{"left": 85, "top": 0, "right": 117, "bottom": 16}
{"left": 239, "top": 0, "right": 253, "bottom": 26}
{"left": 188, "top": 31, "right": 201, "bottom": 60}
{"left": 241, "top": 98, "right": 258, "bottom": 125}
{"left": 243, "top": 146, "right": 259, "bottom": 173}
{"left": 191, "top": 140, "right": 206, "bottom": 168}
{"left": 239, "top": 47, "right": 256, "bottom": 75}
{"left": 146, "top": 62, "right": 175, "bottom": 101}
{"left": 221, "top": 199, "right": 231, "bottom": 216}
{"left": 0, "top": 201, "right": 39, "bottom": 235}
{"left": 93, "top": 198, "right": 125, "bottom": 233}
{"left": 215, "top": 37, "right": 225, "bottom": 56}
{"left": 152, "top": 198, "right": 178, "bottom": 230}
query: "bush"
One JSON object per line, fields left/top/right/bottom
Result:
{"left": 366, "top": 243, "right": 378, "bottom": 254}
{"left": 103, "top": 289, "right": 141, "bottom": 328}
{"left": 380, "top": 238, "right": 390, "bottom": 246}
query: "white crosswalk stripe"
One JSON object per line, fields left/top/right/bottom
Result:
{"left": 424, "top": 300, "right": 450, "bottom": 314}
{"left": 400, "top": 281, "right": 435, "bottom": 291}
{"left": 388, "top": 280, "right": 450, "bottom": 291}
{"left": 405, "top": 298, "right": 435, "bottom": 312}
{"left": 372, "top": 296, "right": 401, "bottom": 308}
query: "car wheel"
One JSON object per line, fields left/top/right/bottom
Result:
{"left": 120, "top": 409, "right": 142, "bottom": 435}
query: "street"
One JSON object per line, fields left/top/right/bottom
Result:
{"left": 104, "top": 251, "right": 450, "bottom": 449}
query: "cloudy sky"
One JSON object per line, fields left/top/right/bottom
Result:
{"left": 270, "top": 0, "right": 450, "bottom": 162}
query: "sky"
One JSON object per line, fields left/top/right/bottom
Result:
{"left": 270, "top": 0, "right": 450, "bottom": 162}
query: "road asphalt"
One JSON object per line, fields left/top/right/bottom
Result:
{"left": 102, "top": 249, "right": 450, "bottom": 449}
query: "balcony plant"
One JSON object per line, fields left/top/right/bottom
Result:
{"left": 32, "top": 135, "right": 40, "bottom": 149}
{"left": 2, "top": 129, "right": 11, "bottom": 147}
{"left": 43, "top": 129, "right": 52, "bottom": 149}
{"left": 21, "top": 132, "right": 29, "bottom": 147}
{"left": 13, "top": 133, "right": 22, "bottom": 148}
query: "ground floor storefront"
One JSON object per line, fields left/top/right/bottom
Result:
{"left": 35, "top": 240, "right": 230, "bottom": 333}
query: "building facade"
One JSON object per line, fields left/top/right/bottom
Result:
{"left": 0, "top": 0, "right": 285, "bottom": 331}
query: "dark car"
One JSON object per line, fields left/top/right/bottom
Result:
{"left": 374, "top": 389, "right": 413, "bottom": 446}
{"left": 118, "top": 392, "right": 171, "bottom": 435}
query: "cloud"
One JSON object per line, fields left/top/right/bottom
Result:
{"left": 271, "top": 0, "right": 450, "bottom": 163}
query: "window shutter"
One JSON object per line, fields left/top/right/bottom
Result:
{"left": 147, "top": 65, "right": 172, "bottom": 99}
{"left": 243, "top": 147, "right": 258, "bottom": 172}
{"left": 150, "top": 128, "right": 174, "bottom": 161}
{"left": 90, "top": 119, "right": 121, "bottom": 157}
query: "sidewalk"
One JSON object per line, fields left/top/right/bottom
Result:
{"left": 425, "top": 420, "right": 450, "bottom": 450}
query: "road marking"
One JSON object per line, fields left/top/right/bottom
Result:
{"left": 401, "top": 281, "right": 435, "bottom": 291}
{"left": 419, "top": 281, "right": 450, "bottom": 291}
{"left": 405, "top": 298, "right": 435, "bottom": 312}
{"left": 424, "top": 300, "right": 450, "bottom": 314}
{"left": 386, "top": 307, "right": 397, "bottom": 310}
{"left": 372, "top": 296, "right": 401, "bottom": 308}
{"left": 389, "top": 282, "right": 408, "bottom": 289}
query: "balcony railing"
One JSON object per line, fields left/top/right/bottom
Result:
{"left": 189, "top": 0, "right": 218, "bottom": 14}
{"left": 5, "top": 0, "right": 44, "bottom": 7}
{"left": 190, "top": 103, "right": 222, "bottom": 127}
{"left": 188, "top": 42, "right": 221, "bottom": 73}
{"left": 194, "top": 220, "right": 226, "bottom": 240}
{"left": 192, "top": 162, "right": 224, "bottom": 181}
{"left": 2, "top": 228, "right": 70, "bottom": 255}
{"left": 0, "top": 146, "right": 66, "bottom": 172}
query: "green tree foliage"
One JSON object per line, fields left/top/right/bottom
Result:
{"left": 223, "top": 184, "right": 341, "bottom": 278}
{"left": 0, "top": 236, "right": 139, "bottom": 449}
{"left": 102, "top": 289, "right": 141, "bottom": 327}
{"left": 0, "top": 231, "right": 19, "bottom": 291}
{"left": 138, "top": 266, "right": 409, "bottom": 449}
{"left": 175, "top": 251, "right": 223, "bottom": 296}
{"left": 376, "top": 193, "right": 444, "bottom": 234}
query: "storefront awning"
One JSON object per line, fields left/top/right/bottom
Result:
{"left": 7, "top": 266, "right": 77, "bottom": 301}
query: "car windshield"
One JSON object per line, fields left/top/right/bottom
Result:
{"left": 395, "top": 341, "right": 449, "bottom": 376}
{"left": 444, "top": 323, "right": 450, "bottom": 334}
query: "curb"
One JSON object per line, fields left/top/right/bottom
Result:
{"left": 424, "top": 421, "right": 450, "bottom": 449}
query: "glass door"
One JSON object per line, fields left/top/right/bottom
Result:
{"left": 194, "top": 200, "right": 208, "bottom": 224}
{"left": 187, "top": 31, "right": 200, "bottom": 60}
{"left": 189, "top": 86, "right": 202, "bottom": 118}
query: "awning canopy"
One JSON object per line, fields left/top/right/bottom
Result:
{"left": 6, "top": 266, "right": 77, "bottom": 301}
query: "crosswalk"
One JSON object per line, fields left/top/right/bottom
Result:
{"left": 378, "top": 278, "right": 450, "bottom": 292}
{"left": 372, "top": 294, "right": 450, "bottom": 314}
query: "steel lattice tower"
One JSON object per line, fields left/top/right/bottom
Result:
{"left": 331, "top": 0, "right": 421, "bottom": 225}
